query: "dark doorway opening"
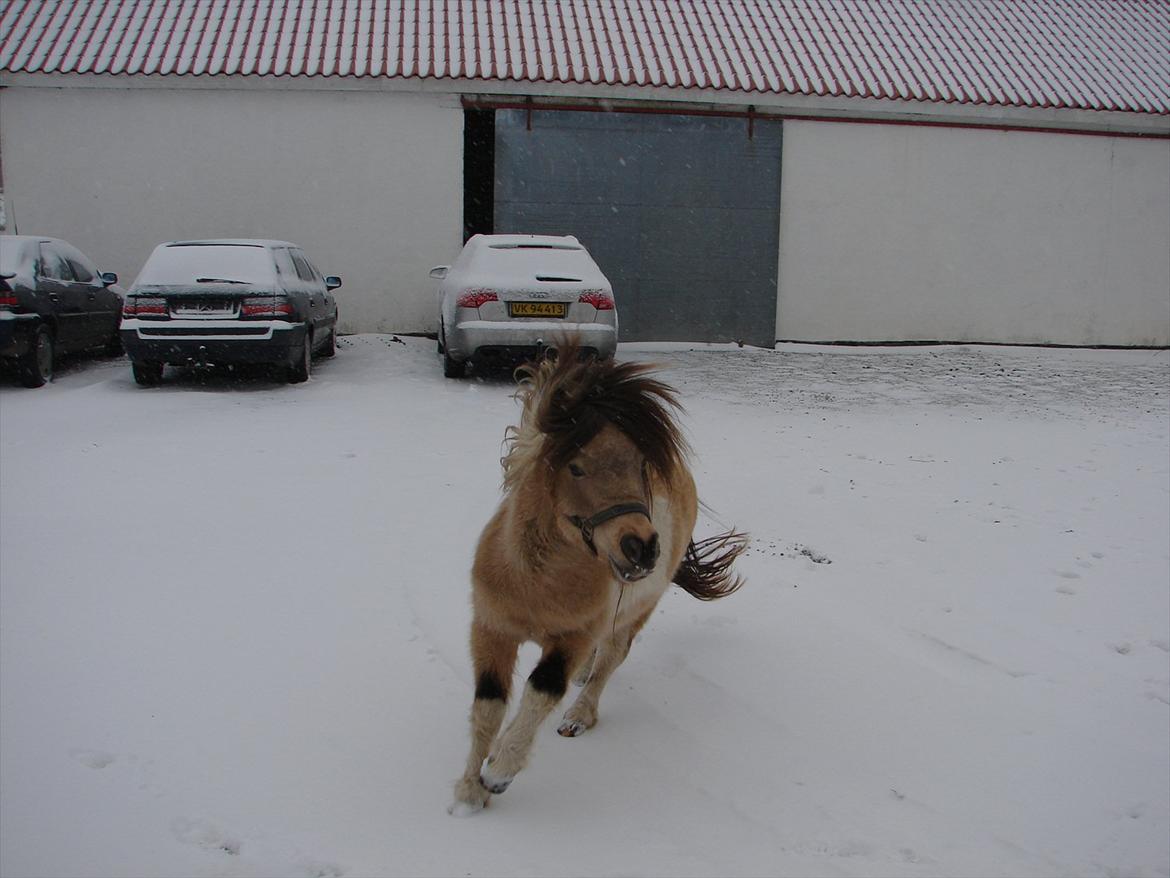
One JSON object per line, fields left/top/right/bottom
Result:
{"left": 463, "top": 109, "right": 495, "bottom": 242}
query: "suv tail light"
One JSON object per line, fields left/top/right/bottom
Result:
{"left": 456, "top": 289, "right": 499, "bottom": 308}
{"left": 241, "top": 296, "right": 294, "bottom": 319}
{"left": 123, "top": 296, "right": 167, "bottom": 317}
{"left": 578, "top": 290, "right": 614, "bottom": 311}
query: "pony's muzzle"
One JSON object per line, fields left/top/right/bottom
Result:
{"left": 618, "top": 531, "right": 659, "bottom": 578}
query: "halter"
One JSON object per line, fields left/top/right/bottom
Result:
{"left": 566, "top": 503, "right": 652, "bottom": 556}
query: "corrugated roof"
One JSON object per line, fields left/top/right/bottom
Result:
{"left": 1, "top": 0, "right": 1167, "bottom": 115}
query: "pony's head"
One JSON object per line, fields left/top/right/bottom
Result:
{"left": 504, "top": 341, "right": 688, "bottom": 582}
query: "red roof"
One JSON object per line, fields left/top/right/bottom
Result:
{"left": 1, "top": 0, "right": 1167, "bottom": 114}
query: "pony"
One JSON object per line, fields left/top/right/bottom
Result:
{"left": 449, "top": 341, "right": 747, "bottom": 816}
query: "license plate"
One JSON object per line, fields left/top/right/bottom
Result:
{"left": 508, "top": 302, "right": 567, "bottom": 318}
{"left": 171, "top": 300, "right": 236, "bottom": 317}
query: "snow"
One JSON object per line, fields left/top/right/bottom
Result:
{"left": 1, "top": 335, "right": 1167, "bottom": 878}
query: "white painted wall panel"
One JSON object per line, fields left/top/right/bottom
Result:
{"left": 778, "top": 121, "right": 1170, "bottom": 346}
{"left": 0, "top": 86, "right": 462, "bottom": 334}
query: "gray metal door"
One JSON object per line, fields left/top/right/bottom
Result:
{"left": 494, "top": 109, "right": 781, "bottom": 346}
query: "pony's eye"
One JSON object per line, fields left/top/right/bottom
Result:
{"left": 568, "top": 462, "right": 586, "bottom": 478}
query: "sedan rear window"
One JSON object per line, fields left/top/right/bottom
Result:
{"left": 135, "top": 245, "right": 275, "bottom": 287}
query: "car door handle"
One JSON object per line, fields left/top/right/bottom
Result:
{"left": 49, "top": 293, "right": 60, "bottom": 302}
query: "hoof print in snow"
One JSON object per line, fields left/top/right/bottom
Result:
{"left": 171, "top": 817, "right": 241, "bottom": 856}
{"left": 70, "top": 748, "right": 117, "bottom": 770}
{"left": 302, "top": 860, "right": 346, "bottom": 878}
{"left": 793, "top": 544, "right": 831, "bottom": 564}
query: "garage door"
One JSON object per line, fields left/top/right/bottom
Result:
{"left": 492, "top": 109, "right": 782, "bottom": 347}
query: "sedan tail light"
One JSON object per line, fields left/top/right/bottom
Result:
{"left": 0, "top": 275, "right": 16, "bottom": 308}
{"left": 241, "top": 296, "right": 294, "bottom": 319}
{"left": 578, "top": 290, "right": 615, "bottom": 311}
{"left": 456, "top": 289, "right": 499, "bottom": 308}
{"left": 123, "top": 297, "right": 167, "bottom": 317}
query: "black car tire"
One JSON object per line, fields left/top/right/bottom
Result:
{"left": 132, "top": 361, "right": 164, "bottom": 386}
{"left": 287, "top": 328, "right": 312, "bottom": 383}
{"left": 18, "top": 324, "right": 54, "bottom": 388}
{"left": 442, "top": 349, "right": 464, "bottom": 379}
{"left": 320, "top": 322, "right": 337, "bottom": 358}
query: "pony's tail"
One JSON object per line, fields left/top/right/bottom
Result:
{"left": 673, "top": 531, "right": 749, "bottom": 600}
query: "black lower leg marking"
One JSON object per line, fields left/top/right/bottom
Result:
{"left": 529, "top": 650, "right": 568, "bottom": 697}
{"left": 475, "top": 671, "right": 507, "bottom": 701}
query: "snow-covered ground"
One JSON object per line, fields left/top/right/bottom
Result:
{"left": 1, "top": 336, "right": 1167, "bottom": 878}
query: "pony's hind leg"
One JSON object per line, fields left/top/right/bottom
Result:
{"left": 479, "top": 632, "right": 593, "bottom": 794}
{"left": 449, "top": 621, "right": 519, "bottom": 816}
{"left": 558, "top": 607, "right": 653, "bottom": 737}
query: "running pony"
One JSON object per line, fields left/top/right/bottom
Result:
{"left": 449, "top": 343, "right": 747, "bottom": 815}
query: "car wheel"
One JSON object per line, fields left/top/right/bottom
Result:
{"left": 320, "top": 322, "right": 337, "bottom": 358}
{"left": 131, "top": 361, "right": 164, "bottom": 386}
{"left": 18, "top": 324, "right": 54, "bottom": 388}
{"left": 442, "top": 349, "right": 464, "bottom": 379}
{"left": 287, "top": 328, "right": 312, "bottom": 383}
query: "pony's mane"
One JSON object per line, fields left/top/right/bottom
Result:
{"left": 502, "top": 342, "right": 689, "bottom": 493}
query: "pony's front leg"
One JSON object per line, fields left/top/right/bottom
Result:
{"left": 558, "top": 607, "right": 653, "bottom": 737}
{"left": 449, "top": 622, "right": 519, "bottom": 816}
{"left": 479, "top": 632, "right": 592, "bottom": 794}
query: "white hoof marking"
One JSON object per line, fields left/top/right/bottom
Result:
{"left": 448, "top": 800, "right": 485, "bottom": 818}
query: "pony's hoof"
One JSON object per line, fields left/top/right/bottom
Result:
{"left": 451, "top": 776, "right": 491, "bottom": 814}
{"left": 479, "top": 773, "right": 512, "bottom": 794}
{"left": 557, "top": 719, "right": 587, "bottom": 737}
{"left": 448, "top": 799, "right": 485, "bottom": 817}
{"left": 479, "top": 758, "right": 513, "bottom": 794}
{"left": 558, "top": 704, "right": 596, "bottom": 737}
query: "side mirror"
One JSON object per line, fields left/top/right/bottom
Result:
{"left": 429, "top": 266, "right": 449, "bottom": 280}
{"left": 324, "top": 276, "right": 342, "bottom": 290}
{"left": 100, "top": 271, "right": 118, "bottom": 286}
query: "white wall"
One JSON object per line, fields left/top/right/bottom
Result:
{"left": 778, "top": 121, "right": 1170, "bottom": 346}
{"left": 0, "top": 85, "right": 463, "bottom": 334}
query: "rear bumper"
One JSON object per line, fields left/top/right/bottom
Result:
{"left": 447, "top": 320, "right": 617, "bottom": 362}
{"left": 120, "top": 318, "right": 306, "bottom": 366}
{"left": 0, "top": 312, "right": 40, "bottom": 358}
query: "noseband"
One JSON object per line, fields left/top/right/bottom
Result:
{"left": 566, "top": 503, "right": 652, "bottom": 556}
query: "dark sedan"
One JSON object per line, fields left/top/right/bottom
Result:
{"left": 0, "top": 235, "right": 123, "bottom": 387}
{"left": 120, "top": 239, "right": 341, "bottom": 385}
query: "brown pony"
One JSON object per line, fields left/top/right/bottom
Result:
{"left": 449, "top": 342, "right": 747, "bottom": 816}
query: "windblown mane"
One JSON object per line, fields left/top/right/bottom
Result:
{"left": 502, "top": 341, "right": 689, "bottom": 493}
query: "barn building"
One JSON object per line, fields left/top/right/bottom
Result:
{"left": 1, "top": 0, "right": 1167, "bottom": 347}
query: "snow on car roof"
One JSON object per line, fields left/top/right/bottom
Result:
{"left": 165, "top": 239, "right": 298, "bottom": 249}
{"left": 470, "top": 235, "right": 582, "bottom": 250}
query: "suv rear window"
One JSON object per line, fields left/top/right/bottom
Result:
{"left": 134, "top": 245, "right": 275, "bottom": 287}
